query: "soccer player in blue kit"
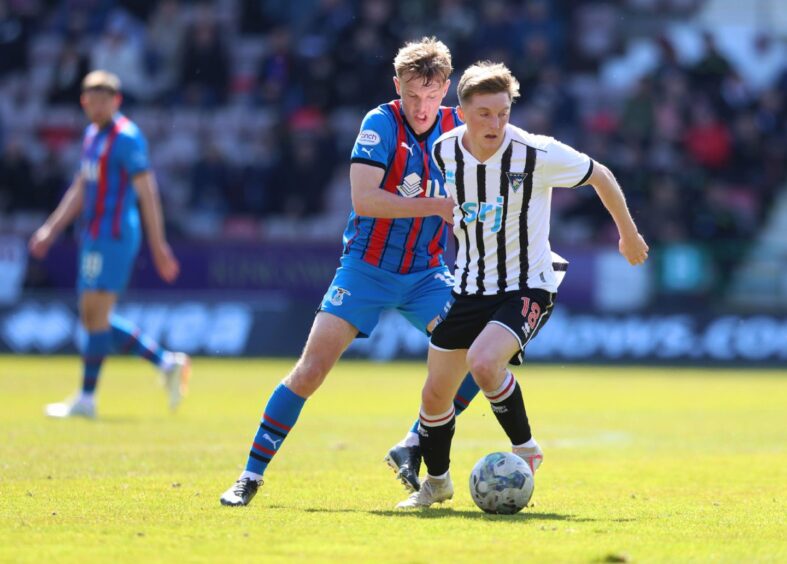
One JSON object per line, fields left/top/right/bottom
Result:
{"left": 28, "top": 71, "right": 190, "bottom": 419}
{"left": 220, "top": 38, "right": 487, "bottom": 506}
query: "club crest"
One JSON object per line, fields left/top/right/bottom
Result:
{"left": 329, "top": 287, "right": 351, "bottom": 306}
{"left": 506, "top": 172, "right": 528, "bottom": 192}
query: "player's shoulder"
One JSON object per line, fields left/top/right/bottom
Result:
{"left": 507, "top": 124, "right": 555, "bottom": 151}
{"left": 362, "top": 102, "right": 399, "bottom": 128}
{"left": 115, "top": 116, "right": 147, "bottom": 145}
{"left": 357, "top": 101, "right": 398, "bottom": 144}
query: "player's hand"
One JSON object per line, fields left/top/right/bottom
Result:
{"left": 151, "top": 242, "right": 180, "bottom": 283}
{"left": 28, "top": 226, "right": 55, "bottom": 259}
{"left": 619, "top": 233, "right": 649, "bottom": 266}
{"left": 435, "top": 197, "right": 455, "bottom": 223}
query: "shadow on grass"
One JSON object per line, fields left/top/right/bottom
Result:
{"left": 293, "top": 506, "right": 604, "bottom": 522}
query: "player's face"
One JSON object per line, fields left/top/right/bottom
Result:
{"left": 80, "top": 89, "right": 121, "bottom": 126}
{"left": 459, "top": 91, "right": 511, "bottom": 155}
{"left": 394, "top": 73, "right": 450, "bottom": 135}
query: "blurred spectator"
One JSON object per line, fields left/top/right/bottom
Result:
{"left": 0, "top": 0, "right": 29, "bottom": 77}
{"left": 568, "top": 3, "right": 621, "bottom": 72}
{"left": 90, "top": 12, "right": 150, "bottom": 103}
{"left": 619, "top": 78, "right": 655, "bottom": 143}
{"left": 255, "top": 26, "right": 302, "bottom": 112}
{"left": 146, "top": 0, "right": 187, "bottom": 102}
{"left": 473, "top": 0, "right": 522, "bottom": 61}
{"left": 190, "top": 142, "right": 232, "bottom": 214}
{"left": 683, "top": 100, "right": 732, "bottom": 170}
{"left": 0, "top": 139, "right": 35, "bottom": 212}
{"left": 272, "top": 109, "right": 335, "bottom": 218}
{"left": 48, "top": 39, "right": 90, "bottom": 105}
{"left": 179, "top": 6, "right": 230, "bottom": 107}
{"left": 332, "top": 0, "right": 400, "bottom": 107}
{"left": 690, "top": 32, "right": 732, "bottom": 95}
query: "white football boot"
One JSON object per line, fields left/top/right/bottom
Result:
{"left": 161, "top": 352, "right": 191, "bottom": 411}
{"left": 396, "top": 473, "right": 453, "bottom": 509}
{"left": 45, "top": 395, "right": 96, "bottom": 419}
{"left": 513, "top": 439, "right": 544, "bottom": 473}
{"left": 220, "top": 477, "right": 262, "bottom": 507}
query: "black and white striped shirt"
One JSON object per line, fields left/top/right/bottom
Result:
{"left": 433, "top": 124, "right": 592, "bottom": 296}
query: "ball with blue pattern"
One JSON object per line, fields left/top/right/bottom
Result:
{"left": 469, "top": 451, "right": 534, "bottom": 514}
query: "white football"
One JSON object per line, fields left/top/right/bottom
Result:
{"left": 469, "top": 451, "right": 534, "bottom": 514}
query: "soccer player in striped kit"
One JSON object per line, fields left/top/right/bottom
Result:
{"left": 397, "top": 62, "right": 649, "bottom": 508}
{"left": 220, "top": 37, "right": 484, "bottom": 506}
{"left": 28, "top": 71, "right": 190, "bottom": 419}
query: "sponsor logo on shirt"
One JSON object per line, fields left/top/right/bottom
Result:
{"left": 397, "top": 172, "right": 423, "bottom": 198}
{"left": 357, "top": 129, "right": 381, "bottom": 146}
{"left": 460, "top": 196, "right": 505, "bottom": 233}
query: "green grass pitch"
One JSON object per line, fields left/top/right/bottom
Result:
{"left": 1, "top": 356, "right": 785, "bottom": 563}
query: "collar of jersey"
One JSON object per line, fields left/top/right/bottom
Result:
{"left": 457, "top": 124, "right": 511, "bottom": 165}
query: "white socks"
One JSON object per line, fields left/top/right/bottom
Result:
{"left": 513, "top": 438, "right": 538, "bottom": 449}
{"left": 239, "top": 470, "right": 263, "bottom": 483}
{"left": 400, "top": 432, "right": 420, "bottom": 448}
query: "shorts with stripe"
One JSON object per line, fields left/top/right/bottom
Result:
{"left": 430, "top": 288, "right": 555, "bottom": 365}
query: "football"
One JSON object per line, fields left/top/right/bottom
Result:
{"left": 469, "top": 452, "right": 534, "bottom": 514}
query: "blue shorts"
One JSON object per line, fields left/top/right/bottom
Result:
{"left": 77, "top": 232, "right": 141, "bottom": 295}
{"left": 319, "top": 256, "right": 455, "bottom": 338}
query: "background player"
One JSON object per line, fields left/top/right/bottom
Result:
{"left": 397, "top": 62, "right": 649, "bottom": 508}
{"left": 28, "top": 70, "right": 190, "bottom": 419}
{"left": 220, "top": 37, "right": 483, "bottom": 507}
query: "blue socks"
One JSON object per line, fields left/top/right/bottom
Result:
{"left": 244, "top": 384, "right": 306, "bottom": 479}
{"left": 407, "top": 372, "right": 480, "bottom": 436}
{"left": 81, "top": 330, "right": 112, "bottom": 395}
{"left": 109, "top": 315, "right": 166, "bottom": 368}
{"left": 80, "top": 314, "right": 169, "bottom": 397}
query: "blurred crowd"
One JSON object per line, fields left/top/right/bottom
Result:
{"left": 0, "top": 0, "right": 785, "bottom": 251}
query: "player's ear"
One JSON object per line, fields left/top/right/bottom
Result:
{"left": 457, "top": 105, "right": 465, "bottom": 121}
{"left": 442, "top": 78, "right": 451, "bottom": 96}
{"left": 393, "top": 76, "right": 401, "bottom": 96}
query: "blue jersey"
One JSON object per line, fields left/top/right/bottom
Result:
{"left": 344, "top": 100, "right": 462, "bottom": 273}
{"left": 79, "top": 113, "right": 149, "bottom": 241}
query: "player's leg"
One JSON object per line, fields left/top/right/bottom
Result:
{"left": 396, "top": 346, "right": 467, "bottom": 508}
{"left": 388, "top": 268, "right": 481, "bottom": 491}
{"left": 45, "top": 290, "right": 116, "bottom": 418}
{"left": 468, "top": 290, "right": 554, "bottom": 472}
{"left": 108, "top": 314, "right": 191, "bottom": 410}
{"left": 221, "top": 258, "right": 393, "bottom": 506}
{"left": 220, "top": 312, "right": 360, "bottom": 506}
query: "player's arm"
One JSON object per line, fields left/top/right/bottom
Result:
{"left": 587, "top": 161, "right": 649, "bottom": 266}
{"left": 350, "top": 163, "right": 454, "bottom": 222}
{"left": 132, "top": 171, "right": 179, "bottom": 283}
{"left": 28, "top": 173, "right": 86, "bottom": 259}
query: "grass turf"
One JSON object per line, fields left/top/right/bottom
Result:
{"left": 0, "top": 357, "right": 785, "bottom": 563}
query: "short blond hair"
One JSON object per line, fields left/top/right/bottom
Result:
{"left": 393, "top": 37, "right": 452, "bottom": 84}
{"left": 457, "top": 61, "right": 520, "bottom": 105}
{"left": 82, "top": 70, "right": 121, "bottom": 94}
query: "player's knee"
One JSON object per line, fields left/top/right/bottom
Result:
{"left": 286, "top": 355, "right": 331, "bottom": 397}
{"left": 80, "top": 306, "right": 108, "bottom": 331}
{"left": 421, "top": 383, "right": 452, "bottom": 413}
{"left": 466, "top": 349, "right": 499, "bottom": 389}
